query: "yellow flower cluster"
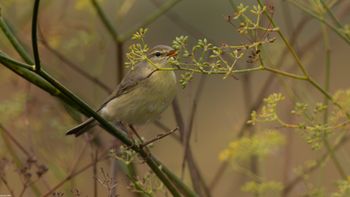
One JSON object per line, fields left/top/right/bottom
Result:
{"left": 219, "top": 130, "right": 285, "bottom": 162}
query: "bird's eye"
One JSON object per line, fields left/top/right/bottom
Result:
{"left": 155, "top": 52, "right": 162, "bottom": 57}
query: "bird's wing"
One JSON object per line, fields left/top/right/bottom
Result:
{"left": 97, "top": 62, "right": 157, "bottom": 111}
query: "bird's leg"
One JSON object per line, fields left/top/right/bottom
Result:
{"left": 117, "top": 121, "right": 137, "bottom": 144}
{"left": 128, "top": 124, "right": 144, "bottom": 145}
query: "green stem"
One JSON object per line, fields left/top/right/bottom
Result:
{"left": 90, "top": 0, "right": 124, "bottom": 81}
{"left": 257, "top": 0, "right": 350, "bottom": 119}
{"left": 288, "top": 0, "right": 350, "bottom": 45}
{"left": 320, "top": 0, "right": 343, "bottom": 29}
{"left": 320, "top": 21, "right": 347, "bottom": 180}
{"left": 257, "top": 0, "right": 309, "bottom": 77}
{"left": 307, "top": 77, "right": 349, "bottom": 118}
{"left": 0, "top": 55, "right": 77, "bottom": 108}
{"left": 154, "top": 157, "right": 198, "bottom": 197}
{"left": 31, "top": 0, "right": 41, "bottom": 71}
{"left": 263, "top": 66, "right": 307, "bottom": 80}
{"left": 0, "top": 17, "right": 33, "bottom": 64}
{"left": 323, "top": 138, "right": 347, "bottom": 179}
{"left": 119, "top": 0, "right": 182, "bottom": 41}
{"left": 0, "top": 4, "right": 191, "bottom": 197}
{"left": 90, "top": 0, "right": 119, "bottom": 42}
{"left": 258, "top": 0, "right": 349, "bottom": 181}
{"left": 0, "top": 51, "right": 34, "bottom": 70}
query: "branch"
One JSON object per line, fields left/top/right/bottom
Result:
{"left": 119, "top": 0, "right": 182, "bottom": 41}
{"left": 39, "top": 30, "right": 112, "bottom": 93}
{"left": 0, "top": 5, "right": 194, "bottom": 196}
{"left": 288, "top": 0, "right": 350, "bottom": 45}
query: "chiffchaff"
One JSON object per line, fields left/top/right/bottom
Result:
{"left": 66, "top": 45, "right": 177, "bottom": 136}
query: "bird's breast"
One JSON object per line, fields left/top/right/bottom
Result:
{"left": 101, "top": 69, "right": 177, "bottom": 124}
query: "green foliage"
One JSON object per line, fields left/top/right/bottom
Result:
{"left": 125, "top": 28, "right": 149, "bottom": 70}
{"left": 232, "top": 3, "right": 279, "bottom": 34}
{"left": 126, "top": 17, "right": 276, "bottom": 88}
{"left": 241, "top": 180, "right": 283, "bottom": 196}
{"left": 1, "top": 0, "right": 350, "bottom": 196}
{"left": 248, "top": 93, "right": 285, "bottom": 125}
{"left": 113, "top": 145, "right": 166, "bottom": 196}
{"left": 131, "top": 28, "right": 148, "bottom": 41}
{"left": 248, "top": 91, "right": 350, "bottom": 150}
{"left": 112, "top": 145, "right": 138, "bottom": 165}
{"left": 331, "top": 89, "right": 350, "bottom": 122}
{"left": 128, "top": 172, "right": 165, "bottom": 197}
{"left": 331, "top": 180, "right": 350, "bottom": 197}
{"left": 219, "top": 130, "right": 285, "bottom": 162}
{"left": 342, "top": 25, "right": 350, "bottom": 37}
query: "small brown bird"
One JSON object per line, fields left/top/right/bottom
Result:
{"left": 66, "top": 45, "right": 177, "bottom": 136}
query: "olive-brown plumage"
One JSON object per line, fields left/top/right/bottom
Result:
{"left": 66, "top": 45, "right": 177, "bottom": 136}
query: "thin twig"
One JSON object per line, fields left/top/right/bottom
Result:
{"left": 0, "top": 176, "right": 15, "bottom": 197}
{"left": 242, "top": 74, "right": 259, "bottom": 176}
{"left": 43, "top": 153, "right": 109, "bottom": 196}
{"left": 119, "top": 0, "right": 183, "bottom": 41}
{"left": 149, "top": 0, "right": 213, "bottom": 41}
{"left": 283, "top": 135, "right": 350, "bottom": 196}
{"left": 181, "top": 76, "right": 205, "bottom": 168}
{"left": 28, "top": 1, "right": 187, "bottom": 196}
{"left": 0, "top": 124, "right": 31, "bottom": 157}
{"left": 141, "top": 127, "right": 178, "bottom": 147}
{"left": 288, "top": 0, "right": 350, "bottom": 44}
{"left": 171, "top": 79, "right": 211, "bottom": 197}
{"left": 92, "top": 146, "right": 98, "bottom": 197}
{"left": 152, "top": 120, "right": 209, "bottom": 196}
{"left": 320, "top": 22, "right": 347, "bottom": 180}
{"left": 90, "top": 0, "right": 125, "bottom": 81}
{"left": 209, "top": 10, "right": 325, "bottom": 190}
{"left": 39, "top": 29, "right": 112, "bottom": 93}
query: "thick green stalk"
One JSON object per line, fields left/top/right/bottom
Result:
{"left": 0, "top": 24, "right": 189, "bottom": 197}
{"left": 31, "top": 0, "right": 41, "bottom": 71}
{"left": 0, "top": 17, "right": 33, "bottom": 64}
{"left": 30, "top": 1, "right": 182, "bottom": 195}
{"left": 0, "top": 4, "right": 195, "bottom": 197}
{"left": 0, "top": 54, "right": 79, "bottom": 109}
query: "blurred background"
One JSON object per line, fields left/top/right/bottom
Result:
{"left": 0, "top": 0, "right": 350, "bottom": 196}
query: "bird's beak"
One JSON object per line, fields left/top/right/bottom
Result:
{"left": 166, "top": 50, "right": 177, "bottom": 57}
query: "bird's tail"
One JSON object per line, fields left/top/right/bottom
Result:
{"left": 66, "top": 117, "right": 97, "bottom": 137}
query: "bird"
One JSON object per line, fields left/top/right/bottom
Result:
{"left": 66, "top": 45, "right": 178, "bottom": 137}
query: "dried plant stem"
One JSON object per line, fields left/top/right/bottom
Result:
{"left": 90, "top": 0, "right": 124, "bottom": 82}
{"left": 283, "top": 135, "right": 349, "bottom": 196}
{"left": 0, "top": 2, "right": 194, "bottom": 196}
{"left": 210, "top": 2, "right": 349, "bottom": 190}
{"left": 0, "top": 176, "right": 15, "bottom": 197}
{"left": 320, "top": 23, "right": 347, "bottom": 179}
{"left": 258, "top": 0, "right": 349, "bottom": 181}
{"left": 149, "top": 0, "right": 211, "bottom": 40}
{"left": 39, "top": 31, "right": 112, "bottom": 93}
{"left": 172, "top": 98, "right": 210, "bottom": 197}
{"left": 119, "top": 0, "right": 183, "bottom": 41}
{"left": 43, "top": 153, "right": 109, "bottom": 196}
{"left": 0, "top": 124, "right": 42, "bottom": 196}
{"left": 242, "top": 74, "right": 259, "bottom": 176}
{"left": 288, "top": 0, "right": 350, "bottom": 44}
